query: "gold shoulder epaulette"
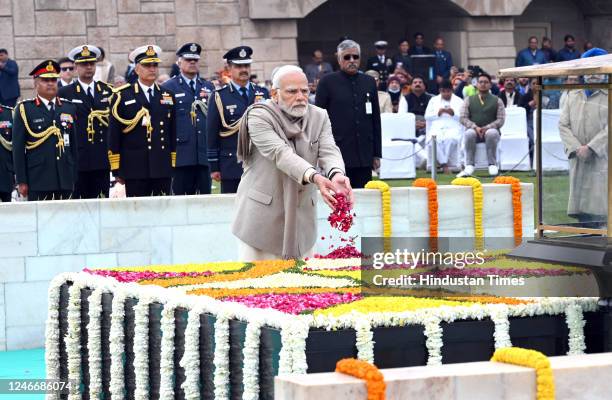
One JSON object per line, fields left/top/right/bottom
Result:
{"left": 111, "top": 83, "right": 130, "bottom": 93}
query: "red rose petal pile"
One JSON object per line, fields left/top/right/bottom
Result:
{"left": 327, "top": 193, "right": 355, "bottom": 232}
{"left": 314, "top": 244, "right": 364, "bottom": 259}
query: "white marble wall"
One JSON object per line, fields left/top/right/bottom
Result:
{"left": 0, "top": 183, "right": 533, "bottom": 351}
{"left": 275, "top": 352, "right": 612, "bottom": 400}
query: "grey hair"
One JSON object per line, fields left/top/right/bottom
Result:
{"left": 337, "top": 39, "right": 361, "bottom": 55}
{"left": 271, "top": 65, "right": 304, "bottom": 89}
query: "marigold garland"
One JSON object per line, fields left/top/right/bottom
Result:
{"left": 336, "top": 358, "right": 386, "bottom": 400}
{"left": 491, "top": 347, "right": 555, "bottom": 400}
{"left": 365, "top": 181, "right": 392, "bottom": 252}
{"left": 413, "top": 178, "right": 439, "bottom": 251}
{"left": 493, "top": 176, "right": 523, "bottom": 246}
{"left": 451, "top": 177, "right": 484, "bottom": 249}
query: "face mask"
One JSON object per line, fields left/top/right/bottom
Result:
{"left": 388, "top": 87, "right": 400, "bottom": 93}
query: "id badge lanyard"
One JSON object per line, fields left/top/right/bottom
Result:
{"left": 365, "top": 93, "right": 373, "bottom": 115}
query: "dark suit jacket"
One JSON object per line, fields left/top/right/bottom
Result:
{"left": 0, "top": 105, "right": 13, "bottom": 193}
{"left": 0, "top": 59, "right": 20, "bottom": 101}
{"left": 58, "top": 81, "right": 112, "bottom": 171}
{"left": 108, "top": 82, "right": 176, "bottom": 180}
{"left": 315, "top": 71, "right": 382, "bottom": 168}
{"left": 206, "top": 82, "right": 269, "bottom": 180}
{"left": 12, "top": 98, "right": 78, "bottom": 191}
{"left": 498, "top": 90, "right": 522, "bottom": 108}
{"left": 162, "top": 75, "right": 215, "bottom": 167}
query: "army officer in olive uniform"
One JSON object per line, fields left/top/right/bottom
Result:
{"left": 108, "top": 45, "right": 176, "bottom": 197}
{"left": 12, "top": 60, "right": 78, "bottom": 201}
{"left": 0, "top": 104, "right": 13, "bottom": 202}
{"left": 161, "top": 42, "right": 215, "bottom": 195}
{"left": 59, "top": 44, "right": 112, "bottom": 199}
{"left": 207, "top": 46, "right": 269, "bottom": 193}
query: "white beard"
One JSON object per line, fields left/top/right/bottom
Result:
{"left": 279, "top": 100, "right": 308, "bottom": 118}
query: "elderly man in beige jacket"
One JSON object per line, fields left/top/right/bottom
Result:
{"left": 233, "top": 65, "right": 352, "bottom": 261}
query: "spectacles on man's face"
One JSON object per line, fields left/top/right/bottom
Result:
{"left": 343, "top": 54, "right": 360, "bottom": 61}
{"left": 61, "top": 67, "right": 74, "bottom": 72}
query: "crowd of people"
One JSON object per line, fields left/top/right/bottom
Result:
{"left": 0, "top": 31, "right": 602, "bottom": 203}
{"left": 300, "top": 33, "right": 596, "bottom": 177}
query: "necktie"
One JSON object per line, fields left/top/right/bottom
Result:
{"left": 240, "top": 86, "right": 248, "bottom": 102}
{"left": 87, "top": 86, "right": 94, "bottom": 101}
{"left": 147, "top": 88, "right": 153, "bottom": 103}
{"left": 189, "top": 80, "right": 196, "bottom": 95}
{"left": 49, "top": 101, "right": 55, "bottom": 113}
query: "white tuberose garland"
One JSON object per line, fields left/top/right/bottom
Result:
{"left": 86, "top": 289, "right": 104, "bottom": 400}
{"left": 66, "top": 282, "right": 83, "bottom": 400}
{"left": 180, "top": 307, "right": 202, "bottom": 400}
{"left": 159, "top": 302, "right": 176, "bottom": 400}
{"left": 212, "top": 313, "right": 230, "bottom": 400}
{"left": 133, "top": 297, "right": 151, "bottom": 400}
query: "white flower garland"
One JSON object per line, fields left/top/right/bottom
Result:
{"left": 185, "top": 272, "right": 357, "bottom": 290}
{"left": 303, "top": 258, "right": 361, "bottom": 270}
{"left": 278, "top": 321, "right": 295, "bottom": 375}
{"left": 109, "top": 290, "right": 126, "bottom": 400}
{"left": 565, "top": 303, "right": 586, "bottom": 355}
{"left": 213, "top": 312, "right": 230, "bottom": 400}
{"left": 290, "top": 317, "right": 310, "bottom": 374}
{"left": 159, "top": 301, "right": 176, "bottom": 400}
{"left": 180, "top": 307, "right": 202, "bottom": 400}
{"left": 242, "top": 319, "right": 263, "bottom": 400}
{"left": 423, "top": 314, "right": 443, "bottom": 365}
{"left": 354, "top": 317, "right": 374, "bottom": 363}
{"left": 66, "top": 282, "right": 83, "bottom": 400}
{"left": 86, "top": 289, "right": 104, "bottom": 399}
{"left": 45, "top": 275, "right": 66, "bottom": 392}
{"left": 489, "top": 304, "right": 512, "bottom": 349}
{"left": 133, "top": 297, "right": 151, "bottom": 400}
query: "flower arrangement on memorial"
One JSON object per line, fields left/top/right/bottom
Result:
{"left": 46, "top": 251, "right": 595, "bottom": 400}
{"left": 451, "top": 177, "right": 484, "bottom": 248}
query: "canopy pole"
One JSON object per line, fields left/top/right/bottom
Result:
{"left": 608, "top": 75, "right": 612, "bottom": 239}
{"left": 536, "top": 77, "right": 543, "bottom": 239}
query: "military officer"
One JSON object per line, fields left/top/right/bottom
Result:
{"left": 12, "top": 60, "right": 78, "bottom": 201}
{"left": 58, "top": 45, "right": 112, "bottom": 199}
{"left": 207, "top": 46, "right": 269, "bottom": 193}
{"left": 161, "top": 42, "right": 215, "bottom": 195}
{"left": 366, "top": 40, "right": 393, "bottom": 90}
{"left": 108, "top": 45, "right": 176, "bottom": 197}
{"left": 0, "top": 104, "right": 14, "bottom": 202}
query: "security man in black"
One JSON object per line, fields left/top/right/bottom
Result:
{"left": 108, "top": 45, "right": 176, "bottom": 197}
{"left": 12, "top": 60, "right": 78, "bottom": 201}
{"left": 161, "top": 42, "right": 215, "bottom": 195}
{"left": 207, "top": 45, "right": 269, "bottom": 193}
{"left": 58, "top": 44, "right": 112, "bottom": 198}
{"left": 0, "top": 104, "right": 14, "bottom": 202}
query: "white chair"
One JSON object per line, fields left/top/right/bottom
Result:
{"left": 379, "top": 113, "right": 417, "bottom": 179}
{"left": 534, "top": 109, "right": 568, "bottom": 171}
{"left": 499, "top": 106, "right": 531, "bottom": 171}
{"left": 425, "top": 117, "right": 463, "bottom": 171}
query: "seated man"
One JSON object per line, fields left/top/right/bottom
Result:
{"left": 424, "top": 80, "right": 463, "bottom": 173}
{"left": 457, "top": 73, "right": 505, "bottom": 177}
{"left": 398, "top": 75, "right": 432, "bottom": 167}
{"left": 233, "top": 65, "right": 352, "bottom": 261}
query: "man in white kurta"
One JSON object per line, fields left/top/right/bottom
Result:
{"left": 424, "top": 80, "right": 464, "bottom": 173}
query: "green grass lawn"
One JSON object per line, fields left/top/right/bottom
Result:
{"left": 212, "top": 170, "right": 573, "bottom": 226}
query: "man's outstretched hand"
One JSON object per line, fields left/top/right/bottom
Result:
{"left": 331, "top": 173, "right": 354, "bottom": 207}
{"left": 314, "top": 174, "right": 338, "bottom": 209}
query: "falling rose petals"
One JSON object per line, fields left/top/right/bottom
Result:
{"left": 328, "top": 193, "right": 354, "bottom": 232}
{"left": 223, "top": 292, "right": 362, "bottom": 314}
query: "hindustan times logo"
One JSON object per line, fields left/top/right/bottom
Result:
{"left": 371, "top": 249, "right": 487, "bottom": 269}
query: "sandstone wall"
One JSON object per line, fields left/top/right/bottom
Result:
{"left": 3, "top": 0, "right": 298, "bottom": 96}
